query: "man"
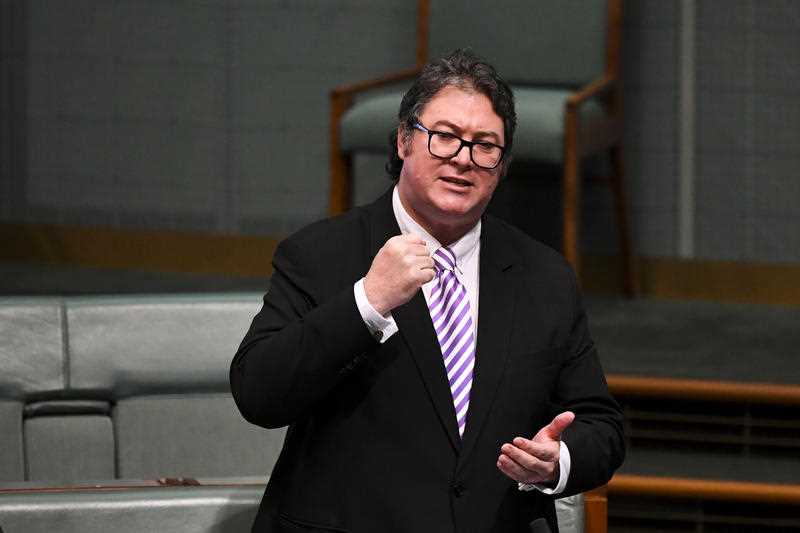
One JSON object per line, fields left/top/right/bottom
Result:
{"left": 231, "top": 49, "right": 624, "bottom": 532}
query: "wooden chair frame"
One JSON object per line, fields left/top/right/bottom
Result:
{"left": 330, "top": 0, "right": 636, "bottom": 296}
{"left": 584, "top": 485, "right": 609, "bottom": 533}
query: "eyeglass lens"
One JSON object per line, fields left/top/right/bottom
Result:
{"left": 429, "top": 133, "right": 502, "bottom": 169}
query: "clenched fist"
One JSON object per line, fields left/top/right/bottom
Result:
{"left": 364, "top": 234, "right": 436, "bottom": 316}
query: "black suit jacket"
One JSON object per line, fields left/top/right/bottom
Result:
{"left": 231, "top": 189, "right": 624, "bottom": 533}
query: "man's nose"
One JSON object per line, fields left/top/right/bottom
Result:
{"left": 450, "top": 144, "right": 473, "bottom": 167}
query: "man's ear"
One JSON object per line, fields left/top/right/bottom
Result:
{"left": 396, "top": 125, "right": 408, "bottom": 160}
{"left": 499, "top": 155, "right": 513, "bottom": 180}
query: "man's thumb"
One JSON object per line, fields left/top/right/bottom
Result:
{"left": 539, "top": 411, "right": 575, "bottom": 441}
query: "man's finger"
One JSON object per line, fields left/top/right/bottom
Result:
{"left": 399, "top": 234, "right": 426, "bottom": 246}
{"left": 535, "top": 411, "right": 575, "bottom": 442}
{"left": 511, "top": 438, "right": 559, "bottom": 462}
{"left": 501, "top": 443, "right": 554, "bottom": 472}
{"left": 497, "top": 454, "right": 534, "bottom": 484}
{"left": 409, "top": 243, "right": 432, "bottom": 256}
{"left": 497, "top": 452, "right": 551, "bottom": 485}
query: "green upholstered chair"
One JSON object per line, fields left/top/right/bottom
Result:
{"left": 330, "top": 0, "right": 635, "bottom": 295}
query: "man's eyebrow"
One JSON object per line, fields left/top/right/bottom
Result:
{"left": 430, "top": 120, "right": 503, "bottom": 144}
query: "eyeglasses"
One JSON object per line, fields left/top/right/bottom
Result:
{"left": 412, "top": 122, "right": 505, "bottom": 170}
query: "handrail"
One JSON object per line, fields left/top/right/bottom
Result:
{"left": 607, "top": 374, "right": 800, "bottom": 405}
{"left": 610, "top": 474, "right": 800, "bottom": 506}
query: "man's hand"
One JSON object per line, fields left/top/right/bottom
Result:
{"left": 497, "top": 411, "right": 575, "bottom": 485}
{"left": 364, "top": 235, "right": 436, "bottom": 316}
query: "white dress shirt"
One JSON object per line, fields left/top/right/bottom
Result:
{"left": 353, "top": 186, "right": 570, "bottom": 495}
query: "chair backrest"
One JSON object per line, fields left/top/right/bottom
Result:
{"left": 428, "top": 0, "right": 610, "bottom": 86}
{"left": 0, "top": 298, "right": 65, "bottom": 482}
{"left": 65, "top": 294, "right": 285, "bottom": 479}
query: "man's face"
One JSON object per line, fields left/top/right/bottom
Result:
{"left": 396, "top": 85, "right": 505, "bottom": 236}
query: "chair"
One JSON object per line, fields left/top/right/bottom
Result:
{"left": 330, "top": 0, "right": 635, "bottom": 295}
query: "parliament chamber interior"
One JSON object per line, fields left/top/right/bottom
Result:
{"left": 1, "top": 1, "right": 799, "bottom": 532}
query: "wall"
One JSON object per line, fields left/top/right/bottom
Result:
{"left": 1, "top": 0, "right": 415, "bottom": 236}
{"left": 1, "top": 0, "right": 799, "bottom": 264}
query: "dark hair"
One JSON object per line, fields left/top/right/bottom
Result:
{"left": 385, "top": 48, "right": 517, "bottom": 179}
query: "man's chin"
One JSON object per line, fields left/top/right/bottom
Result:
{"left": 428, "top": 201, "right": 483, "bottom": 226}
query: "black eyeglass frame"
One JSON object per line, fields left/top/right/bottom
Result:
{"left": 412, "top": 122, "right": 506, "bottom": 170}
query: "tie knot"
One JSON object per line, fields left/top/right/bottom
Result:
{"left": 433, "top": 247, "right": 457, "bottom": 273}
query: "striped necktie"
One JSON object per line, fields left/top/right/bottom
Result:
{"left": 429, "top": 247, "right": 475, "bottom": 438}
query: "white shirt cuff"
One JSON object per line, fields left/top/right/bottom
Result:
{"left": 354, "top": 278, "right": 398, "bottom": 343}
{"left": 518, "top": 440, "right": 571, "bottom": 495}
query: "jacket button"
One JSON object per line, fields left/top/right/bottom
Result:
{"left": 452, "top": 481, "right": 466, "bottom": 498}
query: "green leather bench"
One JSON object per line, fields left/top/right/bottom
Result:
{"left": 0, "top": 294, "right": 284, "bottom": 484}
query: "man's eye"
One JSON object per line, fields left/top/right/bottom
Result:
{"left": 475, "top": 143, "right": 496, "bottom": 153}
{"left": 435, "top": 132, "right": 459, "bottom": 142}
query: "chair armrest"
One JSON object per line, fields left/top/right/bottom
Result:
{"left": 565, "top": 74, "right": 617, "bottom": 110}
{"left": 331, "top": 67, "right": 422, "bottom": 99}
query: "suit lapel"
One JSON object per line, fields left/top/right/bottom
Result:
{"left": 366, "top": 190, "right": 461, "bottom": 451}
{"left": 457, "top": 215, "right": 516, "bottom": 467}
{"left": 393, "top": 294, "right": 461, "bottom": 450}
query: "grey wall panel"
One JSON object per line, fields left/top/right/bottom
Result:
{"left": 754, "top": 96, "right": 800, "bottom": 157}
{"left": 623, "top": 89, "right": 678, "bottom": 155}
{"left": 631, "top": 209, "right": 678, "bottom": 258}
{"left": 26, "top": 1, "right": 227, "bottom": 65}
{"left": 617, "top": 0, "right": 679, "bottom": 259}
{"left": 695, "top": 155, "right": 750, "bottom": 216}
{"left": 696, "top": 90, "right": 750, "bottom": 154}
{"left": 753, "top": 156, "right": 800, "bottom": 217}
{"left": 695, "top": 28, "right": 750, "bottom": 92}
{"left": 752, "top": 216, "right": 800, "bottom": 264}
{"left": 25, "top": 122, "right": 226, "bottom": 221}
{"left": 236, "top": 1, "right": 416, "bottom": 234}
{"left": 695, "top": 210, "right": 748, "bottom": 262}
{"left": 691, "top": 1, "right": 800, "bottom": 262}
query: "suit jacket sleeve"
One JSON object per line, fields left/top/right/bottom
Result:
{"left": 230, "top": 235, "right": 377, "bottom": 429}
{"left": 558, "top": 269, "right": 625, "bottom": 496}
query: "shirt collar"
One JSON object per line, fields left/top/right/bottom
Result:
{"left": 391, "top": 186, "right": 481, "bottom": 269}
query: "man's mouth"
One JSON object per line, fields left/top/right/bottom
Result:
{"left": 440, "top": 176, "right": 473, "bottom": 187}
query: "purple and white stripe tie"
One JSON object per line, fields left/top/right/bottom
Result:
{"left": 429, "top": 247, "right": 475, "bottom": 438}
